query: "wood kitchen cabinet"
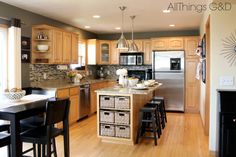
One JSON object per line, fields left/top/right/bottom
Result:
{"left": 56, "top": 87, "right": 79, "bottom": 125}
{"left": 52, "top": 29, "right": 63, "bottom": 63}
{"left": 185, "top": 37, "right": 199, "bottom": 58}
{"left": 185, "top": 59, "right": 200, "bottom": 113}
{"left": 110, "top": 40, "right": 120, "bottom": 65}
{"left": 143, "top": 39, "right": 152, "bottom": 65}
{"left": 71, "top": 34, "right": 79, "bottom": 64}
{"left": 31, "top": 24, "right": 79, "bottom": 64}
{"left": 98, "top": 40, "right": 111, "bottom": 65}
{"left": 62, "top": 32, "right": 72, "bottom": 64}
{"left": 151, "top": 37, "right": 184, "bottom": 50}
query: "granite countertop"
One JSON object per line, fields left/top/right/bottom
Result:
{"left": 95, "top": 83, "right": 162, "bottom": 95}
{"left": 30, "top": 78, "right": 116, "bottom": 90}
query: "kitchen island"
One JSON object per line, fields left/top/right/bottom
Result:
{"left": 96, "top": 84, "right": 162, "bottom": 145}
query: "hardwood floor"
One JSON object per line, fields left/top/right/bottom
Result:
{"left": 54, "top": 113, "right": 214, "bottom": 157}
{"left": 0, "top": 113, "right": 214, "bottom": 157}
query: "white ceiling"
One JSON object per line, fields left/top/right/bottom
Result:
{"left": 1, "top": 0, "right": 206, "bottom": 34}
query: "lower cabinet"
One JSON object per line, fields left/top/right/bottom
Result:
{"left": 56, "top": 87, "right": 79, "bottom": 126}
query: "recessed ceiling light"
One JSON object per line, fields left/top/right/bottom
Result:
{"left": 163, "top": 9, "right": 170, "bottom": 13}
{"left": 84, "top": 26, "right": 91, "bottom": 29}
{"left": 115, "top": 27, "right": 121, "bottom": 30}
{"left": 169, "top": 24, "right": 175, "bottom": 27}
{"left": 93, "top": 15, "right": 101, "bottom": 19}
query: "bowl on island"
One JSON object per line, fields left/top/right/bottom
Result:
{"left": 4, "top": 89, "right": 26, "bottom": 102}
{"left": 136, "top": 83, "right": 145, "bottom": 88}
{"left": 37, "top": 44, "right": 49, "bottom": 52}
{"left": 128, "top": 78, "right": 139, "bottom": 87}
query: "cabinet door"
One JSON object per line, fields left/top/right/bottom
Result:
{"left": 151, "top": 38, "right": 168, "bottom": 50}
{"left": 134, "top": 40, "right": 143, "bottom": 51}
{"left": 71, "top": 34, "right": 78, "bottom": 64}
{"left": 185, "top": 59, "right": 200, "bottom": 113}
{"left": 69, "top": 95, "right": 79, "bottom": 124}
{"left": 143, "top": 40, "right": 152, "bottom": 65}
{"left": 169, "top": 37, "right": 184, "bottom": 50}
{"left": 63, "top": 32, "right": 72, "bottom": 64}
{"left": 52, "top": 30, "right": 63, "bottom": 63}
{"left": 98, "top": 40, "right": 110, "bottom": 65}
{"left": 110, "top": 41, "right": 119, "bottom": 65}
{"left": 185, "top": 37, "right": 199, "bottom": 58}
{"left": 221, "top": 124, "right": 236, "bottom": 157}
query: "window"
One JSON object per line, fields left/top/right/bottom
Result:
{"left": 0, "top": 26, "right": 8, "bottom": 93}
{"left": 70, "top": 39, "right": 86, "bottom": 70}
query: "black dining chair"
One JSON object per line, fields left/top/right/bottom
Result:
{"left": 21, "top": 97, "right": 70, "bottom": 157}
{"left": 0, "top": 124, "right": 11, "bottom": 157}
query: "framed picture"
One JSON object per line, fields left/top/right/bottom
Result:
{"left": 201, "top": 34, "right": 206, "bottom": 58}
{"left": 21, "top": 50, "right": 30, "bottom": 63}
{"left": 202, "top": 59, "right": 206, "bottom": 84}
{"left": 21, "top": 36, "right": 31, "bottom": 50}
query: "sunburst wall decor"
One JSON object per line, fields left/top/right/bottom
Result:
{"left": 221, "top": 31, "right": 236, "bottom": 66}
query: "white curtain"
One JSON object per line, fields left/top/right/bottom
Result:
{"left": 7, "top": 21, "right": 21, "bottom": 89}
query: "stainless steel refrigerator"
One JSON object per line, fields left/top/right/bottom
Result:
{"left": 152, "top": 51, "right": 185, "bottom": 112}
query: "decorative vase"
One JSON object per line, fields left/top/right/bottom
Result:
{"left": 119, "top": 75, "right": 125, "bottom": 86}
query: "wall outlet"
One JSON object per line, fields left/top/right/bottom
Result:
{"left": 57, "top": 65, "right": 68, "bottom": 70}
{"left": 107, "top": 70, "right": 110, "bottom": 75}
{"left": 220, "top": 76, "right": 234, "bottom": 86}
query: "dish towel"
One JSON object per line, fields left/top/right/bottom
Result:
{"left": 195, "top": 62, "right": 201, "bottom": 80}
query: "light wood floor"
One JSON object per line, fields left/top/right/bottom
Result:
{"left": 52, "top": 113, "right": 214, "bottom": 157}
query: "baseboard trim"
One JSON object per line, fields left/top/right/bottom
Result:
{"left": 210, "top": 150, "right": 216, "bottom": 157}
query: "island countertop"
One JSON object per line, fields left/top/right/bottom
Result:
{"left": 95, "top": 83, "right": 162, "bottom": 95}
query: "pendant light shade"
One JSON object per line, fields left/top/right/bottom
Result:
{"left": 117, "top": 6, "right": 128, "bottom": 50}
{"left": 128, "top": 15, "right": 138, "bottom": 52}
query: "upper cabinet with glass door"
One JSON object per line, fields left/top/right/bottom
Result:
{"left": 98, "top": 40, "right": 111, "bottom": 65}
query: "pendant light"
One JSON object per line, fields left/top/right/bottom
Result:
{"left": 117, "top": 6, "right": 128, "bottom": 50}
{"left": 128, "top": 15, "right": 138, "bottom": 52}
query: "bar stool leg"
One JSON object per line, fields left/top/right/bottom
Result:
{"left": 151, "top": 112, "right": 157, "bottom": 146}
{"left": 162, "top": 100, "right": 167, "bottom": 123}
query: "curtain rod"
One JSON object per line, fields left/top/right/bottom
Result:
{"left": 0, "top": 16, "right": 25, "bottom": 25}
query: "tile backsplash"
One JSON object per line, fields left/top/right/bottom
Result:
{"left": 29, "top": 64, "right": 152, "bottom": 83}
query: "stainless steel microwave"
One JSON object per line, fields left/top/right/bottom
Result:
{"left": 119, "top": 52, "right": 144, "bottom": 65}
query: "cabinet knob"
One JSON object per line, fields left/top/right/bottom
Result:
{"left": 233, "top": 119, "right": 236, "bottom": 122}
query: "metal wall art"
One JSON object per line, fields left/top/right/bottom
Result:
{"left": 221, "top": 31, "right": 236, "bottom": 66}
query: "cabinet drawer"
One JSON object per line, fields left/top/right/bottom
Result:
{"left": 222, "top": 114, "right": 236, "bottom": 124}
{"left": 70, "top": 87, "right": 79, "bottom": 96}
{"left": 57, "top": 88, "right": 69, "bottom": 98}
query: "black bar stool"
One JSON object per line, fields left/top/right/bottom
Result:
{"left": 148, "top": 100, "right": 166, "bottom": 129}
{"left": 136, "top": 105, "right": 159, "bottom": 146}
{"left": 153, "top": 96, "right": 167, "bottom": 122}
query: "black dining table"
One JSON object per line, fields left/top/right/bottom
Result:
{"left": 0, "top": 99, "right": 70, "bottom": 157}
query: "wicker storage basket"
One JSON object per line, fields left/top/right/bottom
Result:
{"left": 115, "top": 125, "right": 130, "bottom": 138}
{"left": 100, "top": 96, "right": 115, "bottom": 109}
{"left": 115, "top": 111, "right": 130, "bottom": 125}
{"left": 115, "top": 96, "right": 130, "bottom": 109}
{"left": 100, "top": 110, "right": 115, "bottom": 123}
{"left": 100, "top": 124, "right": 115, "bottom": 137}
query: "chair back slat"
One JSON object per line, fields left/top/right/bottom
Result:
{"left": 45, "top": 98, "right": 70, "bottom": 126}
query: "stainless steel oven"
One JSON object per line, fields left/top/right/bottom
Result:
{"left": 119, "top": 52, "right": 144, "bottom": 65}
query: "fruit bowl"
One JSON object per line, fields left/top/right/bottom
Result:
{"left": 4, "top": 90, "right": 26, "bottom": 102}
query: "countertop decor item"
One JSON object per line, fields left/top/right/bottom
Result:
{"left": 128, "top": 16, "right": 138, "bottom": 52}
{"left": 67, "top": 70, "right": 77, "bottom": 83}
{"left": 116, "top": 6, "right": 128, "bottom": 50}
{"left": 116, "top": 68, "right": 128, "bottom": 87}
{"left": 4, "top": 89, "right": 26, "bottom": 102}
